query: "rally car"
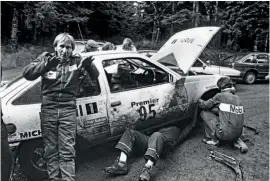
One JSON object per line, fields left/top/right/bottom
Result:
{"left": 1, "top": 27, "right": 227, "bottom": 181}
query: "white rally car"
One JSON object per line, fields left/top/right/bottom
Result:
{"left": 1, "top": 27, "right": 227, "bottom": 180}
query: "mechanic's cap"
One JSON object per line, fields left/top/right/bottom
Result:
{"left": 217, "top": 77, "right": 233, "bottom": 90}
{"left": 86, "top": 40, "right": 99, "bottom": 48}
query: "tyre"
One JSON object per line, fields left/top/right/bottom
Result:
{"left": 244, "top": 72, "right": 256, "bottom": 84}
{"left": 18, "top": 139, "right": 47, "bottom": 181}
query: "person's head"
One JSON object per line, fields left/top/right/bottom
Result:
{"left": 217, "top": 77, "right": 234, "bottom": 92}
{"left": 101, "top": 42, "right": 115, "bottom": 51}
{"left": 53, "top": 33, "right": 75, "bottom": 61}
{"left": 85, "top": 40, "right": 99, "bottom": 52}
{"left": 122, "top": 38, "right": 133, "bottom": 50}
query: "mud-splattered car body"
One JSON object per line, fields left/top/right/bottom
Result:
{"left": 1, "top": 27, "right": 227, "bottom": 180}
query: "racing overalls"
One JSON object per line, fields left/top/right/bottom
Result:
{"left": 115, "top": 127, "right": 181, "bottom": 164}
{"left": 199, "top": 91, "right": 244, "bottom": 141}
{"left": 23, "top": 52, "right": 98, "bottom": 181}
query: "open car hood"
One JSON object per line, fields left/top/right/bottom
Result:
{"left": 150, "top": 27, "right": 220, "bottom": 74}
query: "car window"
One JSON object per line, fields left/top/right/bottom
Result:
{"left": 257, "top": 54, "right": 269, "bottom": 64}
{"left": 244, "top": 56, "right": 256, "bottom": 63}
{"left": 193, "top": 59, "right": 204, "bottom": 67}
{"left": 12, "top": 82, "right": 42, "bottom": 105}
{"left": 102, "top": 58, "right": 169, "bottom": 92}
{"left": 76, "top": 72, "right": 101, "bottom": 98}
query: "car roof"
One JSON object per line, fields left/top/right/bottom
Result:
{"left": 80, "top": 50, "right": 139, "bottom": 58}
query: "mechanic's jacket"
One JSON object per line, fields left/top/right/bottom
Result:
{"left": 23, "top": 52, "right": 98, "bottom": 102}
{"left": 199, "top": 91, "right": 244, "bottom": 140}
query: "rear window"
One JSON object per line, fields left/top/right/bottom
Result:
{"left": 12, "top": 82, "right": 42, "bottom": 105}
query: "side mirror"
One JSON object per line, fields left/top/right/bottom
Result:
{"left": 169, "top": 74, "right": 174, "bottom": 83}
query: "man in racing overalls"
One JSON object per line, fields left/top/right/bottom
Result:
{"left": 23, "top": 33, "right": 99, "bottom": 181}
{"left": 104, "top": 126, "right": 181, "bottom": 181}
{"left": 198, "top": 77, "right": 247, "bottom": 151}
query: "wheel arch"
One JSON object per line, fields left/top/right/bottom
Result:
{"left": 243, "top": 69, "right": 258, "bottom": 78}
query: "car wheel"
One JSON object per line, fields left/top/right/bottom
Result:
{"left": 244, "top": 72, "right": 256, "bottom": 84}
{"left": 18, "top": 139, "right": 47, "bottom": 181}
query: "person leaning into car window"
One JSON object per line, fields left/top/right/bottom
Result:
{"left": 198, "top": 77, "right": 247, "bottom": 152}
{"left": 104, "top": 126, "right": 183, "bottom": 181}
{"left": 23, "top": 33, "right": 99, "bottom": 181}
{"left": 116, "top": 38, "right": 137, "bottom": 52}
{"left": 81, "top": 39, "right": 99, "bottom": 53}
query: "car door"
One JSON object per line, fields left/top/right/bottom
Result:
{"left": 255, "top": 54, "right": 269, "bottom": 78}
{"left": 234, "top": 54, "right": 256, "bottom": 71}
{"left": 102, "top": 57, "right": 188, "bottom": 136}
{"left": 75, "top": 71, "right": 109, "bottom": 142}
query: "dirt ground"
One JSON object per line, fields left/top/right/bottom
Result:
{"left": 3, "top": 68, "right": 269, "bottom": 181}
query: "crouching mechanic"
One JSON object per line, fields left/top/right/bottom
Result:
{"left": 104, "top": 126, "right": 181, "bottom": 181}
{"left": 198, "top": 77, "right": 247, "bottom": 152}
{"left": 23, "top": 33, "right": 99, "bottom": 181}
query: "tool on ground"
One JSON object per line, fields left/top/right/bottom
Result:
{"left": 210, "top": 150, "right": 243, "bottom": 181}
{"left": 243, "top": 124, "right": 259, "bottom": 135}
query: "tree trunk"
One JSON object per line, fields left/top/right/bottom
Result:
{"left": 11, "top": 7, "right": 19, "bottom": 52}
{"left": 215, "top": 1, "right": 218, "bottom": 23}
{"left": 155, "top": 27, "right": 160, "bottom": 43}
{"left": 192, "top": 2, "right": 195, "bottom": 27}
{"left": 194, "top": 1, "right": 199, "bottom": 27}
{"left": 170, "top": 2, "right": 175, "bottom": 36}
{"left": 264, "top": 33, "right": 268, "bottom": 52}
{"left": 151, "top": 21, "right": 157, "bottom": 43}
{"left": 33, "top": 23, "right": 37, "bottom": 42}
{"left": 253, "top": 35, "right": 258, "bottom": 52}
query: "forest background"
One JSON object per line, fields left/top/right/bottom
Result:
{"left": 1, "top": 1, "right": 269, "bottom": 69}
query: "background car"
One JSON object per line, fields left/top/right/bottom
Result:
{"left": 142, "top": 50, "right": 241, "bottom": 80}
{"left": 138, "top": 50, "right": 158, "bottom": 58}
{"left": 190, "top": 58, "right": 241, "bottom": 80}
{"left": 224, "top": 53, "right": 269, "bottom": 84}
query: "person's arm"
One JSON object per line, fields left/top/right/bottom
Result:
{"left": 198, "top": 93, "right": 221, "bottom": 110}
{"left": 23, "top": 52, "right": 56, "bottom": 80}
{"left": 78, "top": 56, "right": 100, "bottom": 80}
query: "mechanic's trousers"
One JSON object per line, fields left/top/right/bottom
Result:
{"left": 40, "top": 98, "right": 77, "bottom": 181}
{"left": 200, "top": 111, "right": 240, "bottom": 141}
{"left": 115, "top": 127, "right": 180, "bottom": 164}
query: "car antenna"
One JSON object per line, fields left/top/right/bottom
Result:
{"left": 77, "top": 23, "right": 84, "bottom": 41}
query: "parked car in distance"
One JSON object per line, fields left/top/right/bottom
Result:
{"left": 190, "top": 58, "right": 241, "bottom": 80}
{"left": 137, "top": 50, "right": 241, "bottom": 81}
{"left": 138, "top": 50, "right": 158, "bottom": 58}
{"left": 223, "top": 53, "right": 269, "bottom": 84}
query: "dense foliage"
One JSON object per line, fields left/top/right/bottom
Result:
{"left": 1, "top": 1, "right": 269, "bottom": 52}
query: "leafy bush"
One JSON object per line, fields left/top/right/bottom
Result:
{"left": 1, "top": 45, "right": 53, "bottom": 69}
